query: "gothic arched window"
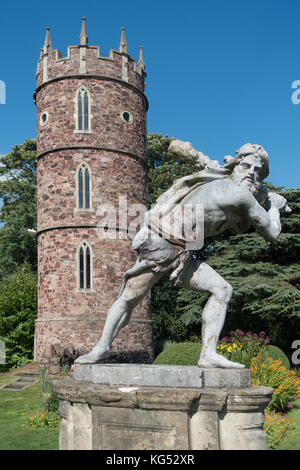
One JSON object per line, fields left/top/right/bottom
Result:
{"left": 74, "top": 86, "right": 92, "bottom": 132}
{"left": 76, "top": 162, "right": 92, "bottom": 210}
{"left": 76, "top": 241, "right": 93, "bottom": 291}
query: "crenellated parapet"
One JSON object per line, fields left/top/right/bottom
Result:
{"left": 35, "top": 19, "right": 146, "bottom": 94}
{"left": 35, "top": 18, "right": 148, "bottom": 158}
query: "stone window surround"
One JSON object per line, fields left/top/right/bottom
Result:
{"left": 75, "top": 240, "right": 95, "bottom": 293}
{"left": 74, "top": 85, "right": 93, "bottom": 134}
{"left": 40, "top": 110, "right": 49, "bottom": 126}
{"left": 120, "top": 110, "right": 133, "bottom": 124}
{"left": 74, "top": 161, "right": 94, "bottom": 213}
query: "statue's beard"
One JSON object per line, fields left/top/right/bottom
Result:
{"left": 243, "top": 178, "right": 261, "bottom": 195}
{"left": 233, "top": 175, "right": 262, "bottom": 197}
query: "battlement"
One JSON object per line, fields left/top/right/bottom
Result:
{"left": 36, "top": 20, "right": 146, "bottom": 93}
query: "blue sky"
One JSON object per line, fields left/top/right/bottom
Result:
{"left": 0, "top": 0, "right": 299, "bottom": 188}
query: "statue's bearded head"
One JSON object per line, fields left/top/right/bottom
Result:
{"left": 228, "top": 143, "right": 269, "bottom": 197}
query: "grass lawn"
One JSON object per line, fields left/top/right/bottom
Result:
{"left": 0, "top": 371, "right": 59, "bottom": 450}
{"left": 276, "top": 397, "right": 300, "bottom": 450}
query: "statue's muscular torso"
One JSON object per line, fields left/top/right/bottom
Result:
{"left": 187, "top": 178, "right": 262, "bottom": 239}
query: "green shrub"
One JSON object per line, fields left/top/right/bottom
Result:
{"left": 153, "top": 334, "right": 290, "bottom": 373}
{"left": 38, "top": 368, "right": 59, "bottom": 413}
{"left": 153, "top": 342, "right": 201, "bottom": 365}
{"left": 264, "top": 410, "right": 296, "bottom": 449}
{"left": 0, "top": 263, "right": 37, "bottom": 370}
{"left": 266, "top": 345, "right": 290, "bottom": 370}
{"left": 217, "top": 330, "right": 270, "bottom": 369}
{"left": 251, "top": 354, "right": 300, "bottom": 412}
{"left": 154, "top": 339, "right": 177, "bottom": 357}
{"left": 21, "top": 368, "right": 60, "bottom": 429}
{"left": 21, "top": 410, "right": 60, "bottom": 429}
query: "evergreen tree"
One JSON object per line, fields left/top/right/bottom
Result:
{"left": 147, "top": 133, "right": 200, "bottom": 206}
{"left": 0, "top": 139, "right": 37, "bottom": 278}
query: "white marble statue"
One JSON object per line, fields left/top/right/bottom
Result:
{"left": 76, "top": 140, "right": 291, "bottom": 368}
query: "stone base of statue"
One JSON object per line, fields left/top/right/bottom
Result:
{"left": 53, "top": 364, "right": 273, "bottom": 450}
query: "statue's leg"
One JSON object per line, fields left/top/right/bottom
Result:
{"left": 176, "top": 258, "right": 245, "bottom": 369}
{"left": 75, "top": 266, "right": 163, "bottom": 364}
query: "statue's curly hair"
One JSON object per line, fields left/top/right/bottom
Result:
{"left": 225, "top": 143, "right": 269, "bottom": 179}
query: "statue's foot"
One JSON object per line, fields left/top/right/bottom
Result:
{"left": 198, "top": 352, "right": 245, "bottom": 369}
{"left": 74, "top": 347, "right": 110, "bottom": 364}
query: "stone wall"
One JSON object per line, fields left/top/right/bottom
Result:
{"left": 37, "top": 150, "right": 148, "bottom": 231}
{"left": 36, "top": 79, "right": 147, "bottom": 157}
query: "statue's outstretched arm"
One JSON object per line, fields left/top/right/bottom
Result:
{"left": 242, "top": 191, "right": 291, "bottom": 242}
{"left": 167, "top": 139, "right": 220, "bottom": 169}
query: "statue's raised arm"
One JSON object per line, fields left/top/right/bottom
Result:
{"left": 167, "top": 139, "right": 221, "bottom": 169}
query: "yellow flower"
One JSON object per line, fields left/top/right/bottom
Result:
{"left": 30, "top": 417, "right": 34, "bottom": 420}
{"left": 227, "top": 346, "right": 232, "bottom": 353}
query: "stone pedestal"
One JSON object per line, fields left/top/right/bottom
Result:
{"left": 53, "top": 364, "right": 273, "bottom": 450}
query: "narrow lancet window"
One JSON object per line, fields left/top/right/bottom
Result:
{"left": 78, "top": 92, "right": 83, "bottom": 130}
{"left": 76, "top": 162, "right": 92, "bottom": 210}
{"left": 86, "top": 247, "right": 91, "bottom": 289}
{"left": 79, "top": 247, "right": 84, "bottom": 289}
{"left": 85, "top": 168, "right": 90, "bottom": 209}
{"left": 78, "top": 168, "right": 83, "bottom": 208}
{"left": 77, "top": 241, "right": 93, "bottom": 291}
{"left": 75, "top": 86, "right": 92, "bottom": 132}
{"left": 84, "top": 91, "right": 89, "bottom": 130}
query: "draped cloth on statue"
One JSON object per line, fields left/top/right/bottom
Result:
{"left": 118, "top": 146, "right": 268, "bottom": 293}
{"left": 116, "top": 166, "right": 233, "bottom": 295}
{"left": 132, "top": 165, "right": 231, "bottom": 251}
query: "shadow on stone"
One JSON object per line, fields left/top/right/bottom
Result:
{"left": 95, "top": 350, "right": 153, "bottom": 365}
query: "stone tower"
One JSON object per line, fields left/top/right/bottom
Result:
{"left": 34, "top": 19, "right": 152, "bottom": 363}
